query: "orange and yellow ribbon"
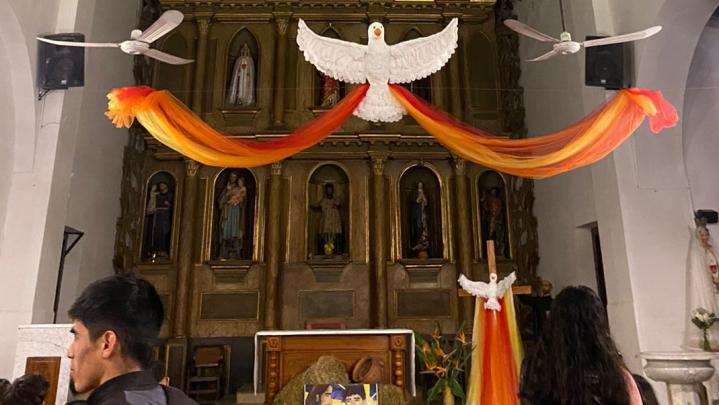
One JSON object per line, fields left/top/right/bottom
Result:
{"left": 105, "top": 84, "right": 677, "bottom": 178}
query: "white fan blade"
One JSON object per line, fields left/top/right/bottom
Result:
{"left": 582, "top": 26, "right": 662, "bottom": 48}
{"left": 36, "top": 37, "right": 119, "bottom": 48}
{"left": 504, "top": 19, "right": 559, "bottom": 42}
{"left": 528, "top": 49, "right": 560, "bottom": 62}
{"left": 138, "top": 10, "right": 184, "bottom": 44}
{"left": 141, "top": 48, "right": 194, "bottom": 65}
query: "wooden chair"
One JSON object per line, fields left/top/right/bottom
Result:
{"left": 186, "top": 346, "right": 224, "bottom": 403}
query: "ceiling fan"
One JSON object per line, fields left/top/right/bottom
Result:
{"left": 36, "top": 10, "right": 193, "bottom": 65}
{"left": 503, "top": 0, "right": 662, "bottom": 62}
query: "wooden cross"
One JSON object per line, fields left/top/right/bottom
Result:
{"left": 458, "top": 240, "right": 532, "bottom": 297}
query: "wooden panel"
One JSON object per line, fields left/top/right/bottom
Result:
{"left": 300, "top": 290, "right": 354, "bottom": 319}
{"left": 261, "top": 333, "right": 410, "bottom": 405}
{"left": 200, "top": 292, "right": 259, "bottom": 320}
{"left": 396, "top": 289, "right": 451, "bottom": 318}
{"left": 24, "top": 356, "right": 60, "bottom": 405}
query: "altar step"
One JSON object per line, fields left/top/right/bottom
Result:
{"left": 235, "top": 392, "right": 264, "bottom": 405}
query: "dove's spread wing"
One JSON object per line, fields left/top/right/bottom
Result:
{"left": 496, "top": 272, "right": 517, "bottom": 297}
{"left": 458, "top": 274, "right": 490, "bottom": 298}
{"left": 388, "top": 18, "right": 459, "bottom": 84}
{"left": 297, "top": 19, "right": 367, "bottom": 84}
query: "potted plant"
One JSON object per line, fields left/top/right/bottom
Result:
{"left": 415, "top": 322, "right": 472, "bottom": 405}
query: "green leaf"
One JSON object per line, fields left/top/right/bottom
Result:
{"left": 427, "top": 379, "right": 446, "bottom": 403}
{"left": 449, "top": 378, "right": 466, "bottom": 399}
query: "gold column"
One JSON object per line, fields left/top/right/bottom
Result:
{"left": 173, "top": 160, "right": 200, "bottom": 337}
{"left": 453, "top": 157, "right": 474, "bottom": 325}
{"left": 272, "top": 16, "right": 290, "bottom": 127}
{"left": 369, "top": 154, "right": 388, "bottom": 328}
{"left": 448, "top": 39, "right": 463, "bottom": 118}
{"left": 263, "top": 161, "right": 284, "bottom": 330}
{"left": 191, "top": 16, "right": 211, "bottom": 113}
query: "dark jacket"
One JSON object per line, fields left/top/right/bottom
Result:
{"left": 86, "top": 370, "right": 196, "bottom": 405}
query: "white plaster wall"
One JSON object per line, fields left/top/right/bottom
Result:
{"left": 0, "top": 0, "right": 136, "bottom": 376}
{"left": 684, "top": 16, "right": 719, "bottom": 214}
{"left": 517, "top": 1, "right": 719, "bottom": 403}
{"left": 55, "top": 0, "right": 134, "bottom": 322}
{"left": 516, "top": 0, "right": 602, "bottom": 293}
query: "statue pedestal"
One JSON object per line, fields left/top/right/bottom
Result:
{"left": 642, "top": 351, "right": 717, "bottom": 405}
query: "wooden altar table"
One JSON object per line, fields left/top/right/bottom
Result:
{"left": 253, "top": 329, "right": 415, "bottom": 404}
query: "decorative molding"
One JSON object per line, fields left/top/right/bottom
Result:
{"left": 185, "top": 160, "right": 199, "bottom": 177}
{"left": 196, "top": 17, "right": 210, "bottom": 36}
{"left": 305, "top": 258, "right": 351, "bottom": 283}
{"left": 398, "top": 258, "right": 444, "bottom": 284}
{"left": 452, "top": 156, "right": 466, "bottom": 176}
{"left": 276, "top": 18, "right": 289, "bottom": 36}
{"left": 207, "top": 260, "right": 252, "bottom": 283}
{"left": 270, "top": 161, "right": 283, "bottom": 176}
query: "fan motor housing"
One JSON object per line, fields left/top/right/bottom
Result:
{"left": 585, "top": 35, "right": 634, "bottom": 90}
{"left": 38, "top": 33, "right": 85, "bottom": 90}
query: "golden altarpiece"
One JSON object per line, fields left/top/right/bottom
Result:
{"left": 113, "top": 0, "right": 539, "bottom": 395}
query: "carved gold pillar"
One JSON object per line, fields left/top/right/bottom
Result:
{"left": 448, "top": 39, "right": 463, "bottom": 118}
{"left": 191, "top": 16, "right": 211, "bottom": 113}
{"left": 173, "top": 160, "right": 200, "bottom": 337}
{"left": 453, "top": 157, "right": 474, "bottom": 325}
{"left": 263, "top": 161, "right": 284, "bottom": 330}
{"left": 369, "top": 154, "right": 388, "bottom": 328}
{"left": 272, "top": 16, "right": 290, "bottom": 127}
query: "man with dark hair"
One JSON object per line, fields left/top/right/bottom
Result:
{"left": 341, "top": 385, "right": 366, "bottom": 405}
{"left": 66, "top": 275, "right": 195, "bottom": 404}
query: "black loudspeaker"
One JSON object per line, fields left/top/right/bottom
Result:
{"left": 697, "top": 210, "right": 719, "bottom": 225}
{"left": 38, "top": 33, "right": 85, "bottom": 90}
{"left": 585, "top": 35, "right": 634, "bottom": 89}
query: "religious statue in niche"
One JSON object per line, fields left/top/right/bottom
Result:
{"left": 479, "top": 171, "right": 510, "bottom": 258}
{"left": 213, "top": 169, "right": 256, "bottom": 261}
{"left": 410, "top": 181, "right": 431, "bottom": 258}
{"left": 400, "top": 166, "right": 443, "bottom": 259}
{"left": 142, "top": 172, "right": 175, "bottom": 261}
{"left": 226, "top": 42, "right": 256, "bottom": 107}
{"left": 319, "top": 73, "right": 340, "bottom": 108}
{"left": 308, "top": 164, "right": 349, "bottom": 259}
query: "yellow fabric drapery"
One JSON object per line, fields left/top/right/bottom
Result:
{"left": 106, "top": 84, "right": 369, "bottom": 168}
{"left": 389, "top": 84, "right": 678, "bottom": 178}
{"left": 105, "top": 84, "right": 677, "bottom": 178}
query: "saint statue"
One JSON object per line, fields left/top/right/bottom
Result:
{"left": 219, "top": 172, "right": 247, "bottom": 259}
{"left": 685, "top": 224, "right": 719, "bottom": 399}
{"left": 410, "top": 181, "right": 430, "bottom": 257}
{"left": 482, "top": 187, "right": 507, "bottom": 257}
{"left": 319, "top": 73, "right": 340, "bottom": 108}
{"left": 145, "top": 182, "right": 173, "bottom": 260}
{"left": 226, "top": 43, "right": 256, "bottom": 106}
{"left": 313, "top": 183, "right": 343, "bottom": 256}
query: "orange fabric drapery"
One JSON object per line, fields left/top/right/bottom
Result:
{"left": 466, "top": 293, "right": 524, "bottom": 404}
{"left": 105, "top": 84, "right": 676, "bottom": 177}
{"left": 389, "top": 84, "right": 678, "bottom": 178}
{"left": 106, "top": 84, "right": 368, "bottom": 168}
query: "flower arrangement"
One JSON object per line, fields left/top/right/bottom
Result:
{"left": 415, "top": 322, "right": 472, "bottom": 405}
{"left": 323, "top": 241, "right": 334, "bottom": 256}
{"left": 691, "top": 307, "right": 718, "bottom": 351}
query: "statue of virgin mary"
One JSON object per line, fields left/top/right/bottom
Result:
{"left": 226, "top": 43, "right": 256, "bottom": 106}
{"left": 685, "top": 224, "right": 719, "bottom": 400}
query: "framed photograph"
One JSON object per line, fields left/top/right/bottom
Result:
{"left": 304, "top": 383, "right": 379, "bottom": 405}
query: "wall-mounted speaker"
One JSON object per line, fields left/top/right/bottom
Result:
{"left": 696, "top": 210, "right": 719, "bottom": 225}
{"left": 38, "top": 33, "right": 85, "bottom": 90}
{"left": 585, "top": 35, "right": 634, "bottom": 90}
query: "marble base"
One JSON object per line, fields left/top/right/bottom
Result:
{"left": 13, "top": 324, "right": 73, "bottom": 405}
{"left": 642, "top": 351, "right": 717, "bottom": 405}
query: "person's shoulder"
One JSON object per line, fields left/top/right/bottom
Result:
{"left": 162, "top": 385, "right": 198, "bottom": 405}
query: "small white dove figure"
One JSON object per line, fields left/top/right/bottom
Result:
{"left": 458, "top": 272, "right": 517, "bottom": 312}
{"left": 297, "top": 18, "right": 458, "bottom": 123}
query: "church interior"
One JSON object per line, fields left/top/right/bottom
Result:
{"left": 1, "top": 0, "right": 718, "bottom": 404}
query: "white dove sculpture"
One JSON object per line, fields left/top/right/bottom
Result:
{"left": 458, "top": 272, "right": 517, "bottom": 312}
{"left": 297, "top": 18, "right": 459, "bottom": 123}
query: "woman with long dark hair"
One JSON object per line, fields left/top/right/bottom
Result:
{"left": 305, "top": 384, "right": 333, "bottom": 405}
{"left": 520, "top": 286, "right": 642, "bottom": 405}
